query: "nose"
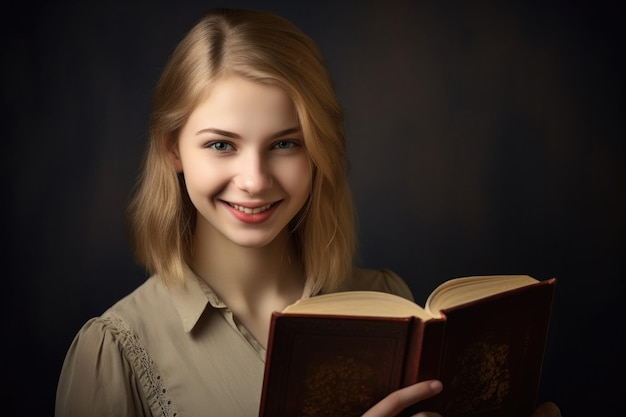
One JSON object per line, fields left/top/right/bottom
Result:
{"left": 233, "top": 152, "right": 273, "bottom": 195}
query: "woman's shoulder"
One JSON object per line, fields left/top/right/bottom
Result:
{"left": 59, "top": 275, "right": 177, "bottom": 379}
{"left": 57, "top": 279, "right": 168, "bottom": 417}
{"left": 106, "top": 275, "right": 166, "bottom": 317}
{"left": 337, "top": 267, "right": 415, "bottom": 301}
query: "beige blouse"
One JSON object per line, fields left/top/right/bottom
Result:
{"left": 55, "top": 267, "right": 414, "bottom": 417}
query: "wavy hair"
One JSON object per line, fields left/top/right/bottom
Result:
{"left": 127, "top": 8, "right": 355, "bottom": 293}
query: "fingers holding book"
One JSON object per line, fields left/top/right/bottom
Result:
{"left": 529, "top": 402, "right": 562, "bottom": 417}
{"left": 361, "top": 380, "right": 444, "bottom": 417}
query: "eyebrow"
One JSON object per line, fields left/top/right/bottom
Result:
{"left": 196, "top": 127, "right": 301, "bottom": 139}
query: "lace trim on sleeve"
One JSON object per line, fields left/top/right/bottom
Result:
{"left": 103, "top": 312, "right": 179, "bottom": 417}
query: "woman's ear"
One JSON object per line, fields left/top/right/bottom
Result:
{"left": 168, "top": 143, "right": 184, "bottom": 173}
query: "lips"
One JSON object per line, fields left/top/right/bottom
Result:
{"left": 223, "top": 201, "right": 281, "bottom": 224}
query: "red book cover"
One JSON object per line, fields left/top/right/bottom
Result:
{"left": 418, "top": 278, "right": 556, "bottom": 417}
{"left": 259, "top": 314, "right": 418, "bottom": 417}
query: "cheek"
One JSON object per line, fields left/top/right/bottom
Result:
{"left": 280, "top": 158, "right": 313, "bottom": 198}
{"left": 181, "top": 156, "right": 227, "bottom": 194}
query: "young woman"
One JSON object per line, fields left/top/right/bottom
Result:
{"left": 55, "top": 8, "right": 561, "bottom": 417}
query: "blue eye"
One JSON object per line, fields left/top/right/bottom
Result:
{"left": 273, "top": 140, "right": 298, "bottom": 150}
{"left": 208, "top": 141, "right": 234, "bottom": 151}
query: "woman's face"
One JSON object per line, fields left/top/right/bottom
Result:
{"left": 173, "top": 76, "right": 312, "bottom": 249}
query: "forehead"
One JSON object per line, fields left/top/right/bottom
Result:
{"left": 186, "top": 76, "right": 299, "bottom": 131}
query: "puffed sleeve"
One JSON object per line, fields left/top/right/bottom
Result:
{"left": 340, "top": 267, "right": 416, "bottom": 302}
{"left": 55, "top": 317, "right": 152, "bottom": 417}
{"left": 369, "top": 268, "right": 415, "bottom": 302}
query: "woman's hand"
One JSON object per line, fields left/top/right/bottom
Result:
{"left": 362, "top": 380, "right": 443, "bottom": 417}
{"left": 360, "top": 380, "right": 560, "bottom": 417}
{"left": 530, "top": 402, "right": 562, "bottom": 417}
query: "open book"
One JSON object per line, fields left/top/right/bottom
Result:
{"left": 259, "top": 275, "right": 557, "bottom": 417}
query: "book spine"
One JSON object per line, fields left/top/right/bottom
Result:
{"left": 416, "top": 318, "right": 447, "bottom": 382}
{"left": 401, "top": 318, "right": 446, "bottom": 386}
{"left": 400, "top": 318, "right": 446, "bottom": 416}
{"left": 258, "top": 312, "right": 280, "bottom": 417}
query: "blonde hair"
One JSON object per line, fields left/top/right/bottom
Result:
{"left": 128, "top": 8, "right": 355, "bottom": 293}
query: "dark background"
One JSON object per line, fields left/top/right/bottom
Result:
{"left": 4, "top": 0, "right": 624, "bottom": 415}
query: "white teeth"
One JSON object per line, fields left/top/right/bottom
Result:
{"left": 230, "top": 203, "right": 272, "bottom": 214}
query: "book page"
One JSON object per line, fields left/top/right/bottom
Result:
{"left": 424, "top": 275, "right": 539, "bottom": 317}
{"left": 282, "top": 291, "right": 434, "bottom": 320}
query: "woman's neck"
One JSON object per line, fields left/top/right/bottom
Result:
{"left": 190, "top": 221, "right": 305, "bottom": 311}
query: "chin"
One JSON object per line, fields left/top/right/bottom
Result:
{"left": 230, "top": 233, "right": 283, "bottom": 249}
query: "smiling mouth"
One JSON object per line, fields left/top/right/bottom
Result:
{"left": 228, "top": 202, "right": 273, "bottom": 214}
